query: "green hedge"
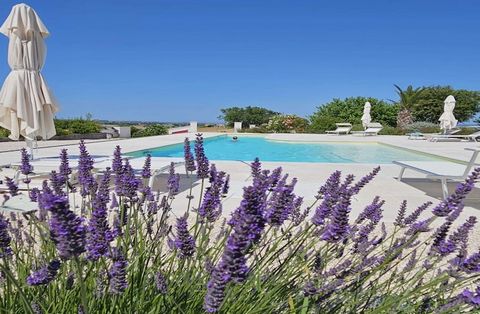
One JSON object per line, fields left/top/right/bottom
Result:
{"left": 54, "top": 118, "right": 101, "bottom": 135}
{"left": 132, "top": 124, "right": 168, "bottom": 137}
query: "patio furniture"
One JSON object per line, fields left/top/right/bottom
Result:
{"left": 325, "top": 123, "right": 352, "bottom": 135}
{"left": 393, "top": 148, "right": 480, "bottom": 199}
{"left": 428, "top": 130, "right": 480, "bottom": 143}
{"left": 351, "top": 123, "right": 383, "bottom": 136}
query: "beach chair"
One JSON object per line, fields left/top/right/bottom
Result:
{"left": 351, "top": 123, "right": 383, "bottom": 136}
{"left": 393, "top": 148, "right": 480, "bottom": 199}
{"left": 428, "top": 130, "right": 480, "bottom": 143}
{"left": 325, "top": 123, "right": 352, "bottom": 135}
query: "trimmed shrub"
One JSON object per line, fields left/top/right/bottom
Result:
{"left": 307, "top": 115, "right": 337, "bottom": 133}
{"left": 267, "top": 115, "right": 309, "bottom": 133}
{"left": 55, "top": 118, "right": 101, "bottom": 135}
{"left": 404, "top": 122, "right": 440, "bottom": 134}
{"left": 132, "top": 124, "right": 168, "bottom": 137}
{"left": 0, "top": 126, "right": 9, "bottom": 138}
{"left": 378, "top": 126, "right": 404, "bottom": 135}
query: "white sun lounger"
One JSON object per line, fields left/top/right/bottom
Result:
{"left": 393, "top": 148, "right": 480, "bottom": 199}
{"left": 326, "top": 123, "right": 352, "bottom": 135}
{"left": 428, "top": 130, "right": 480, "bottom": 143}
{"left": 351, "top": 123, "right": 383, "bottom": 136}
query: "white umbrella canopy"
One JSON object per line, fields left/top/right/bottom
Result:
{"left": 439, "top": 95, "right": 457, "bottom": 132}
{"left": 0, "top": 3, "right": 58, "bottom": 141}
{"left": 361, "top": 101, "right": 371, "bottom": 129}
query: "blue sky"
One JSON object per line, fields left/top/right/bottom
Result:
{"left": 0, "top": 1, "right": 479, "bottom": 122}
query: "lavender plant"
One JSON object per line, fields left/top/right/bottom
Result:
{"left": 0, "top": 140, "right": 479, "bottom": 313}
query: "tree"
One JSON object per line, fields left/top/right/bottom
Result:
{"left": 309, "top": 97, "right": 399, "bottom": 129}
{"left": 218, "top": 106, "right": 279, "bottom": 128}
{"left": 393, "top": 84, "right": 424, "bottom": 129}
{"left": 411, "top": 86, "right": 480, "bottom": 123}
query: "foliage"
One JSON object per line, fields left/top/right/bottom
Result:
{"left": 378, "top": 126, "right": 404, "bottom": 135}
{"left": 404, "top": 122, "right": 441, "bottom": 134}
{"left": 310, "top": 97, "right": 399, "bottom": 128}
{"left": 455, "top": 127, "right": 480, "bottom": 135}
{"left": 266, "top": 114, "right": 309, "bottom": 133}
{"left": 238, "top": 126, "right": 270, "bottom": 133}
{"left": 132, "top": 124, "right": 168, "bottom": 137}
{"left": 0, "top": 126, "right": 9, "bottom": 138}
{"left": 307, "top": 115, "right": 337, "bottom": 133}
{"left": 1, "top": 140, "right": 480, "bottom": 313}
{"left": 412, "top": 86, "right": 480, "bottom": 123}
{"left": 54, "top": 118, "right": 101, "bottom": 135}
{"left": 218, "top": 106, "right": 280, "bottom": 128}
{"left": 393, "top": 84, "right": 425, "bottom": 129}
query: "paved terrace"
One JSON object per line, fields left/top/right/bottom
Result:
{"left": 0, "top": 133, "right": 479, "bottom": 235}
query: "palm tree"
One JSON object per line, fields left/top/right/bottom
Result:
{"left": 394, "top": 84, "right": 424, "bottom": 129}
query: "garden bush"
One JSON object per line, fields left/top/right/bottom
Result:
{"left": 1, "top": 138, "right": 480, "bottom": 313}
{"left": 378, "top": 126, "right": 405, "bottom": 135}
{"left": 404, "top": 122, "right": 441, "bottom": 134}
{"left": 310, "top": 97, "right": 399, "bottom": 128}
{"left": 307, "top": 115, "right": 337, "bottom": 133}
{"left": 54, "top": 118, "right": 101, "bottom": 135}
{"left": 131, "top": 124, "right": 168, "bottom": 137}
{"left": 0, "top": 126, "right": 9, "bottom": 138}
{"left": 218, "top": 106, "right": 279, "bottom": 128}
{"left": 266, "top": 114, "right": 309, "bottom": 133}
{"left": 455, "top": 127, "right": 480, "bottom": 135}
{"left": 238, "top": 126, "right": 269, "bottom": 133}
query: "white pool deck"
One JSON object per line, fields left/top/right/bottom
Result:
{"left": 0, "top": 133, "right": 479, "bottom": 230}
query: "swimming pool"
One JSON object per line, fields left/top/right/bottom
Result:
{"left": 127, "top": 135, "right": 445, "bottom": 164}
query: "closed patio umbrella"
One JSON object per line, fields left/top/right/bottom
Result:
{"left": 361, "top": 101, "right": 371, "bottom": 129}
{"left": 439, "top": 95, "right": 457, "bottom": 133}
{"left": 0, "top": 3, "right": 58, "bottom": 143}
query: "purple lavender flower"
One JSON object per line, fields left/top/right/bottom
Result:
{"left": 205, "top": 173, "right": 270, "bottom": 312}
{"left": 268, "top": 167, "right": 282, "bottom": 189}
{"left": 303, "top": 281, "right": 318, "bottom": 297}
{"left": 184, "top": 138, "right": 196, "bottom": 173}
{"left": 406, "top": 217, "right": 433, "bottom": 235}
{"left": 167, "top": 162, "right": 180, "bottom": 196}
{"left": 394, "top": 200, "right": 407, "bottom": 227}
{"left": 50, "top": 171, "right": 65, "bottom": 195}
{"left": 199, "top": 166, "right": 226, "bottom": 223}
{"left": 222, "top": 174, "right": 230, "bottom": 195}
{"left": 291, "top": 196, "right": 307, "bottom": 226}
{"left": 26, "top": 260, "right": 61, "bottom": 286}
{"left": 42, "top": 192, "right": 86, "bottom": 260}
{"left": 312, "top": 171, "right": 341, "bottom": 225}
{"left": 355, "top": 196, "right": 384, "bottom": 224}
{"left": 108, "top": 247, "right": 128, "bottom": 294}
{"left": 404, "top": 201, "right": 432, "bottom": 225}
{"left": 433, "top": 168, "right": 479, "bottom": 217}
{"left": 112, "top": 146, "right": 123, "bottom": 174}
{"left": 174, "top": 215, "right": 196, "bottom": 258}
{"left": 0, "top": 214, "right": 12, "bottom": 258}
{"left": 116, "top": 160, "right": 141, "bottom": 199}
{"left": 4, "top": 177, "right": 18, "bottom": 196}
{"left": 250, "top": 157, "right": 261, "bottom": 178}
{"left": 58, "top": 149, "right": 71, "bottom": 184}
{"left": 265, "top": 175, "right": 297, "bottom": 226}
{"left": 154, "top": 272, "right": 167, "bottom": 294}
{"left": 20, "top": 148, "right": 33, "bottom": 175}
{"left": 194, "top": 133, "right": 209, "bottom": 179}
{"left": 110, "top": 193, "right": 119, "bottom": 209}
{"left": 87, "top": 169, "right": 112, "bottom": 261}
{"left": 459, "top": 252, "right": 480, "bottom": 273}
{"left": 461, "top": 286, "right": 480, "bottom": 307}
{"left": 448, "top": 216, "right": 477, "bottom": 251}
{"left": 29, "top": 187, "right": 40, "bottom": 202}
{"left": 141, "top": 154, "right": 152, "bottom": 179}
{"left": 321, "top": 168, "right": 380, "bottom": 243}
{"left": 430, "top": 221, "right": 455, "bottom": 256}
{"left": 78, "top": 140, "right": 97, "bottom": 197}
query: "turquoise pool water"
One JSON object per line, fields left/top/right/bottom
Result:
{"left": 127, "top": 135, "right": 444, "bottom": 164}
